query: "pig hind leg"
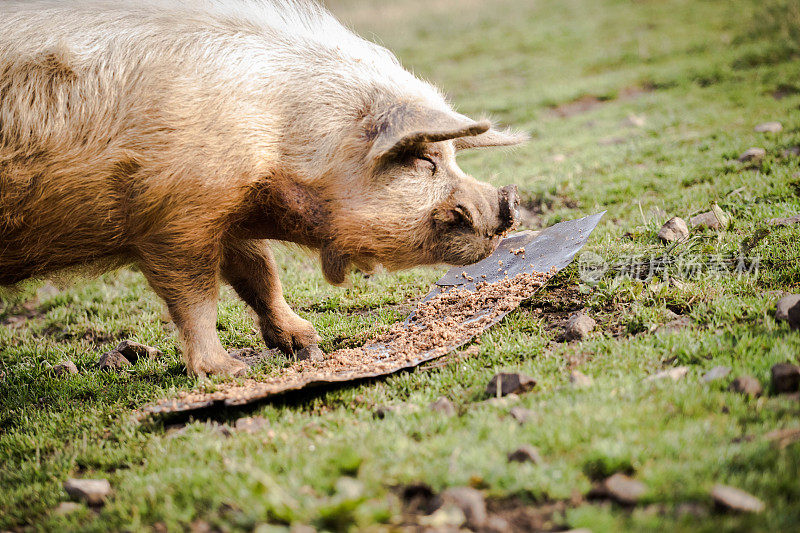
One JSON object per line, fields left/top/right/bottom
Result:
{"left": 137, "top": 239, "right": 248, "bottom": 378}
{"left": 221, "top": 238, "right": 320, "bottom": 354}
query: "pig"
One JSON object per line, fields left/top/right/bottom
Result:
{"left": 0, "top": 0, "right": 526, "bottom": 376}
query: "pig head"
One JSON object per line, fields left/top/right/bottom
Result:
{"left": 312, "top": 101, "right": 527, "bottom": 285}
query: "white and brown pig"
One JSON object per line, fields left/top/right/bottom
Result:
{"left": 0, "top": 0, "right": 526, "bottom": 376}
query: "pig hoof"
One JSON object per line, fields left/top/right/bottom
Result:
{"left": 261, "top": 314, "right": 321, "bottom": 354}
{"left": 189, "top": 355, "right": 249, "bottom": 378}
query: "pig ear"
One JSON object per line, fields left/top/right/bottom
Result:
{"left": 367, "top": 106, "right": 491, "bottom": 162}
{"left": 454, "top": 127, "right": 530, "bottom": 150}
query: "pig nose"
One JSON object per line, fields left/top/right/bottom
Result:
{"left": 496, "top": 184, "right": 519, "bottom": 234}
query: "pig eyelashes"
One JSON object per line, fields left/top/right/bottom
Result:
{"left": 416, "top": 155, "right": 437, "bottom": 175}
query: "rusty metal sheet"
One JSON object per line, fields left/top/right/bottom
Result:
{"left": 140, "top": 212, "right": 605, "bottom": 417}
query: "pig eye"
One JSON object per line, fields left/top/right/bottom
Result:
{"left": 417, "top": 155, "right": 437, "bottom": 175}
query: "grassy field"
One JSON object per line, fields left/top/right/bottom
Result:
{"left": 2, "top": 0, "right": 800, "bottom": 530}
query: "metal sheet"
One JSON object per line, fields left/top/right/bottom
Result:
{"left": 140, "top": 212, "right": 605, "bottom": 417}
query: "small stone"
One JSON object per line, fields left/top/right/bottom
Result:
{"left": 738, "top": 147, "right": 766, "bottom": 162}
{"left": 783, "top": 146, "right": 800, "bottom": 157}
{"left": 420, "top": 505, "right": 465, "bottom": 528}
{"left": 189, "top": 520, "right": 213, "bottom": 533}
{"left": 564, "top": 312, "right": 596, "bottom": 341}
{"left": 552, "top": 153, "right": 567, "bottom": 163}
{"left": 335, "top": 476, "right": 364, "bottom": 499}
{"left": 711, "top": 484, "right": 765, "bottom": 513}
{"left": 295, "top": 345, "right": 324, "bottom": 362}
{"left": 53, "top": 501, "right": 83, "bottom": 515}
{"left": 754, "top": 121, "right": 782, "bottom": 133}
{"left": 483, "top": 515, "right": 512, "bottom": 533}
{"left": 645, "top": 366, "right": 689, "bottom": 382}
{"left": 51, "top": 360, "right": 78, "bottom": 376}
{"left": 429, "top": 396, "right": 456, "bottom": 416}
{"left": 509, "top": 406, "right": 534, "bottom": 424}
{"left": 63, "top": 478, "right": 111, "bottom": 506}
{"left": 701, "top": 366, "right": 731, "bottom": 383}
{"left": 439, "top": 487, "right": 487, "bottom": 529}
{"left": 593, "top": 473, "right": 646, "bottom": 505}
{"left": 657, "top": 217, "right": 689, "bottom": 242}
{"left": 690, "top": 206, "right": 728, "bottom": 230}
{"left": 485, "top": 372, "right": 536, "bottom": 397}
{"left": 770, "top": 363, "right": 800, "bottom": 394}
{"left": 569, "top": 370, "right": 593, "bottom": 388}
{"left": 507, "top": 445, "right": 542, "bottom": 464}
{"left": 97, "top": 350, "right": 131, "bottom": 371}
{"left": 116, "top": 340, "right": 162, "bottom": 363}
{"left": 789, "top": 301, "right": 800, "bottom": 331}
{"left": 729, "top": 375, "right": 762, "bottom": 397}
{"left": 234, "top": 416, "right": 270, "bottom": 433}
{"left": 767, "top": 214, "right": 800, "bottom": 226}
{"left": 775, "top": 295, "right": 800, "bottom": 321}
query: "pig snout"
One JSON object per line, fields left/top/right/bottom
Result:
{"left": 496, "top": 184, "right": 520, "bottom": 235}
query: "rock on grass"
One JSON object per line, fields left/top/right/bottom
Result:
{"left": 507, "top": 445, "right": 542, "bottom": 464}
{"left": 485, "top": 373, "right": 536, "bottom": 397}
{"left": 711, "top": 484, "right": 765, "bottom": 513}
{"left": 564, "top": 312, "right": 596, "bottom": 341}
{"left": 51, "top": 360, "right": 78, "bottom": 376}
{"left": 53, "top": 502, "right": 83, "bottom": 515}
{"left": 729, "top": 375, "right": 762, "bottom": 397}
{"left": 775, "top": 295, "right": 800, "bottom": 321}
{"left": 738, "top": 147, "right": 766, "bottom": 162}
{"left": 590, "top": 473, "right": 646, "bottom": 505}
{"left": 296, "top": 345, "right": 325, "bottom": 362}
{"left": 690, "top": 205, "right": 728, "bottom": 230}
{"left": 754, "top": 121, "right": 782, "bottom": 133}
{"left": 701, "top": 366, "right": 731, "bottom": 383}
{"left": 439, "top": 487, "right": 487, "bottom": 530}
{"left": 767, "top": 214, "right": 800, "bottom": 226}
{"left": 789, "top": 301, "right": 800, "bottom": 331}
{"left": 116, "top": 340, "right": 162, "bottom": 363}
{"left": 98, "top": 350, "right": 131, "bottom": 371}
{"left": 63, "top": 478, "right": 111, "bottom": 506}
{"left": 429, "top": 396, "right": 456, "bottom": 416}
{"left": 658, "top": 217, "right": 689, "bottom": 242}
{"left": 771, "top": 363, "right": 800, "bottom": 394}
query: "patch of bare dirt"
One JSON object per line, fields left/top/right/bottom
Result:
{"left": 547, "top": 95, "right": 606, "bottom": 118}
{"left": 546, "top": 84, "right": 654, "bottom": 118}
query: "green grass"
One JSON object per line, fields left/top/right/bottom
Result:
{"left": 3, "top": 0, "right": 800, "bottom": 530}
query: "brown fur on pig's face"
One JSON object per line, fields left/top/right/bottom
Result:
{"left": 317, "top": 103, "right": 525, "bottom": 284}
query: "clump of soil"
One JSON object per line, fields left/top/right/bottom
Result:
{"left": 144, "top": 270, "right": 551, "bottom": 413}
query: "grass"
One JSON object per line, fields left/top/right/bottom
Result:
{"left": 2, "top": 0, "right": 800, "bottom": 530}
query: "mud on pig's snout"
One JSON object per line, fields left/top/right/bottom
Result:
{"left": 496, "top": 184, "right": 520, "bottom": 235}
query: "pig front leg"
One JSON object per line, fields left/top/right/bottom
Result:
{"left": 221, "top": 238, "right": 320, "bottom": 354}
{"left": 137, "top": 240, "right": 248, "bottom": 378}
